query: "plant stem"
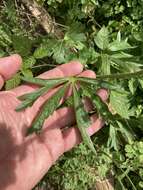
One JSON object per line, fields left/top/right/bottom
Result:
{"left": 96, "top": 70, "right": 143, "bottom": 80}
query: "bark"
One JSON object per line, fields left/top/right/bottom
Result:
{"left": 95, "top": 178, "right": 114, "bottom": 190}
{"left": 20, "top": 0, "right": 62, "bottom": 38}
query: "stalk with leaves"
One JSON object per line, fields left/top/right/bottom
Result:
{"left": 1, "top": 0, "right": 143, "bottom": 189}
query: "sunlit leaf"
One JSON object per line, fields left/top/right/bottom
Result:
{"left": 110, "top": 91, "right": 131, "bottom": 119}
{"left": 94, "top": 26, "right": 109, "bottom": 50}
{"left": 108, "top": 41, "right": 133, "bottom": 52}
{"left": 73, "top": 85, "right": 96, "bottom": 154}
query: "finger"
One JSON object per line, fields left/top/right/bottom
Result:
{"left": 78, "top": 70, "right": 95, "bottom": 111}
{"left": 63, "top": 114, "right": 104, "bottom": 152}
{"left": 0, "top": 75, "right": 4, "bottom": 90}
{"left": 26, "top": 75, "right": 107, "bottom": 131}
{"left": 61, "top": 69, "right": 96, "bottom": 101}
{"left": 79, "top": 71, "right": 108, "bottom": 110}
{"left": 83, "top": 97, "right": 93, "bottom": 112}
{"left": 24, "top": 106, "right": 75, "bottom": 134}
{"left": 62, "top": 88, "right": 108, "bottom": 152}
{"left": 11, "top": 61, "right": 83, "bottom": 96}
{"left": 0, "top": 54, "right": 22, "bottom": 80}
{"left": 43, "top": 107, "right": 75, "bottom": 130}
{"left": 25, "top": 69, "right": 107, "bottom": 130}
{"left": 82, "top": 89, "right": 108, "bottom": 113}
{"left": 39, "top": 61, "right": 83, "bottom": 79}
{"left": 96, "top": 88, "right": 108, "bottom": 102}
{"left": 78, "top": 70, "right": 96, "bottom": 78}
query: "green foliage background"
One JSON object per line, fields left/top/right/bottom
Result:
{"left": 0, "top": 0, "right": 143, "bottom": 189}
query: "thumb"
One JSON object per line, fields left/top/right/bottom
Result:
{"left": 0, "top": 54, "right": 22, "bottom": 89}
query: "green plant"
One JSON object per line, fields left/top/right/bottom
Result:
{"left": 1, "top": 0, "right": 143, "bottom": 189}
{"left": 15, "top": 74, "right": 121, "bottom": 152}
{"left": 16, "top": 67, "right": 143, "bottom": 189}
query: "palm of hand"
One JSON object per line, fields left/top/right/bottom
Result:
{"left": 0, "top": 90, "right": 72, "bottom": 190}
{"left": 0, "top": 55, "right": 107, "bottom": 190}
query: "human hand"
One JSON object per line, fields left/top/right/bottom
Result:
{"left": 0, "top": 55, "right": 108, "bottom": 190}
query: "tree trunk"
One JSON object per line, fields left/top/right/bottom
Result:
{"left": 95, "top": 178, "right": 114, "bottom": 190}
{"left": 20, "top": 0, "right": 62, "bottom": 38}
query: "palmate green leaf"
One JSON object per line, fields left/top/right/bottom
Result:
{"left": 28, "top": 84, "right": 68, "bottom": 134}
{"left": 73, "top": 85, "right": 96, "bottom": 154}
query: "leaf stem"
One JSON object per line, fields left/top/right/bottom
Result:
{"left": 96, "top": 70, "right": 143, "bottom": 80}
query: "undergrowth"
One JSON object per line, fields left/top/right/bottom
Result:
{"left": 0, "top": 0, "right": 143, "bottom": 189}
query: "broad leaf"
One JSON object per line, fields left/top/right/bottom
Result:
{"left": 94, "top": 26, "right": 109, "bottom": 50}
{"left": 28, "top": 84, "right": 68, "bottom": 134}
{"left": 110, "top": 91, "right": 131, "bottom": 119}
{"left": 108, "top": 40, "right": 133, "bottom": 52}
{"left": 73, "top": 85, "right": 96, "bottom": 153}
